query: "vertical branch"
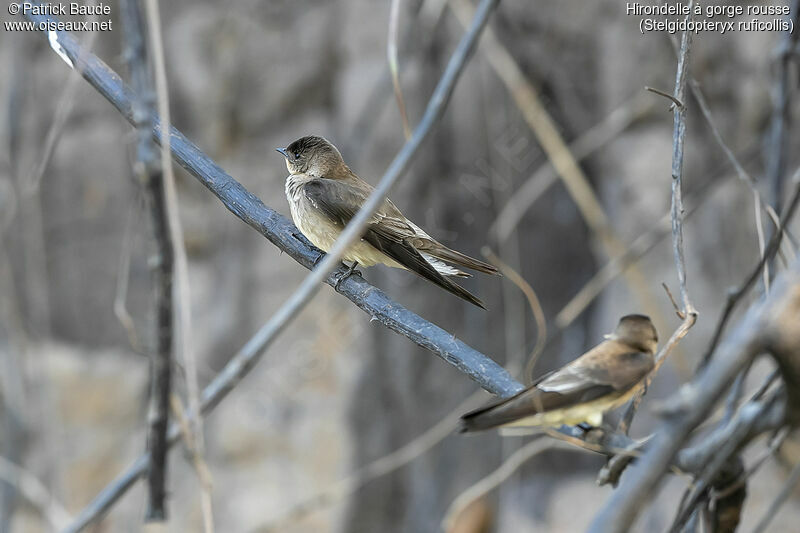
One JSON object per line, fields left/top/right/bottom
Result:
{"left": 669, "top": 4, "right": 697, "bottom": 318}
{"left": 766, "top": 0, "right": 800, "bottom": 211}
{"left": 120, "top": 0, "right": 174, "bottom": 521}
{"left": 589, "top": 4, "right": 698, "bottom": 530}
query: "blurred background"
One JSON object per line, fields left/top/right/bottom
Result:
{"left": 1, "top": 0, "right": 800, "bottom": 531}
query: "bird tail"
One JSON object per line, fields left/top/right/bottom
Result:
{"left": 364, "top": 228, "right": 488, "bottom": 309}
{"left": 437, "top": 277, "right": 487, "bottom": 309}
{"left": 423, "top": 245, "right": 500, "bottom": 276}
{"left": 458, "top": 390, "right": 537, "bottom": 432}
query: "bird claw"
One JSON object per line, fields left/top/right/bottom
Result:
{"left": 334, "top": 262, "right": 361, "bottom": 290}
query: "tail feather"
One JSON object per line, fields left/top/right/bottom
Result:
{"left": 363, "top": 227, "right": 487, "bottom": 309}
{"left": 419, "top": 244, "right": 500, "bottom": 276}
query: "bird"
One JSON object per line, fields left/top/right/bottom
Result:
{"left": 460, "top": 314, "right": 658, "bottom": 432}
{"left": 276, "top": 135, "right": 499, "bottom": 308}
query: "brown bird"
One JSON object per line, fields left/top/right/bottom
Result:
{"left": 460, "top": 314, "right": 658, "bottom": 431}
{"left": 277, "top": 135, "right": 499, "bottom": 308}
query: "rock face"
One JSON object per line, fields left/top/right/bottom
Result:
{"left": 1, "top": 1, "right": 798, "bottom": 532}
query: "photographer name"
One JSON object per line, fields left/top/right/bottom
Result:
{"left": 22, "top": 2, "right": 111, "bottom": 16}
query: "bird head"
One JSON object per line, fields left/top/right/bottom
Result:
{"left": 606, "top": 314, "right": 658, "bottom": 354}
{"left": 277, "top": 136, "right": 345, "bottom": 177}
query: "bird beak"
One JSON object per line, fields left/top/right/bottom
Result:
{"left": 276, "top": 148, "right": 289, "bottom": 159}
{"left": 603, "top": 333, "right": 616, "bottom": 340}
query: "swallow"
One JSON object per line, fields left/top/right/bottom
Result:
{"left": 460, "top": 315, "right": 658, "bottom": 431}
{"left": 277, "top": 135, "right": 499, "bottom": 308}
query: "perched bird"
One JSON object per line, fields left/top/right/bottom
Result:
{"left": 277, "top": 135, "right": 499, "bottom": 308}
{"left": 460, "top": 314, "right": 658, "bottom": 431}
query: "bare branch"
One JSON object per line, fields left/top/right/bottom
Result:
{"left": 120, "top": 0, "right": 173, "bottom": 520}
{"left": 766, "top": 0, "right": 800, "bottom": 211}
{"left": 668, "top": 3, "right": 697, "bottom": 318}
{"left": 645, "top": 85, "right": 684, "bottom": 109}
{"left": 113, "top": 201, "right": 142, "bottom": 352}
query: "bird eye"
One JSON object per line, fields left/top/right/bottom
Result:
{"left": 294, "top": 152, "right": 300, "bottom": 160}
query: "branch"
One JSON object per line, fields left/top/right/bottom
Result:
{"left": 667, "top": 2, "right": 697, "bottom": 318}
{"left": 766, "top": 0, "right": 800, "bottom": 210}
{"left": 603, "top": 0, "right": 698, "bottom": 470}
{"left": 120, "top": 0, "right": 173, "bottom": 521}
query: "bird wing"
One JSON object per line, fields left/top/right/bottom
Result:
{"left": 460, "top": 343, "right": 654, "bottom": 431}
{"left": 541, "top": 342, "right": 655, "bottom": 392}
{"left": 301, "top": 178, "right": 487, "bottom": 308}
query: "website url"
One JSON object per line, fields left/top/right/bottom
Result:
{"left": 4, "top": 19, "right": 113, "bottom": 31}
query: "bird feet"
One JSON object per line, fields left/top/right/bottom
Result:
{"left": 334, "top": 262, "right": 361, "bottom": 290}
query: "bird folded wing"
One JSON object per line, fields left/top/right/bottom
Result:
{"left": 301, "top": 179, "right": 486, "bottom": 308}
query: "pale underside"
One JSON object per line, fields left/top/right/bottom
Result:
{"left": 498, "top": 385, "right": 638, "bottom": 428}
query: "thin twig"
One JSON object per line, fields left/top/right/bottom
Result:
{"left": 645, "top": 86, "right": 683, "bottom": 109}
{"left": 388, "top": 0, "right": 412, "bottom": 139}
{"left": 169, "top": 395, "right": 214, "bottom": 493}
{"left": 689, "top": 80, "right": 781, "bottom": 292}
{"left": 613, "top": 3, "right": 699, "bottom": 441}
{"left": 113, "top": 201, "right": 141, "bottom": 352}
{"left": 481, "top": 247, "right": 547, "bottom": 385}
{"left": 662, "top": 282, "right": 683, "bottom": 318}
{"left": 668, "top": 6, "right": 697, "bottom": 318}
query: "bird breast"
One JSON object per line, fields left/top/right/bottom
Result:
{"left": 284, "top": 175, "right": 403, "bottom": 268}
